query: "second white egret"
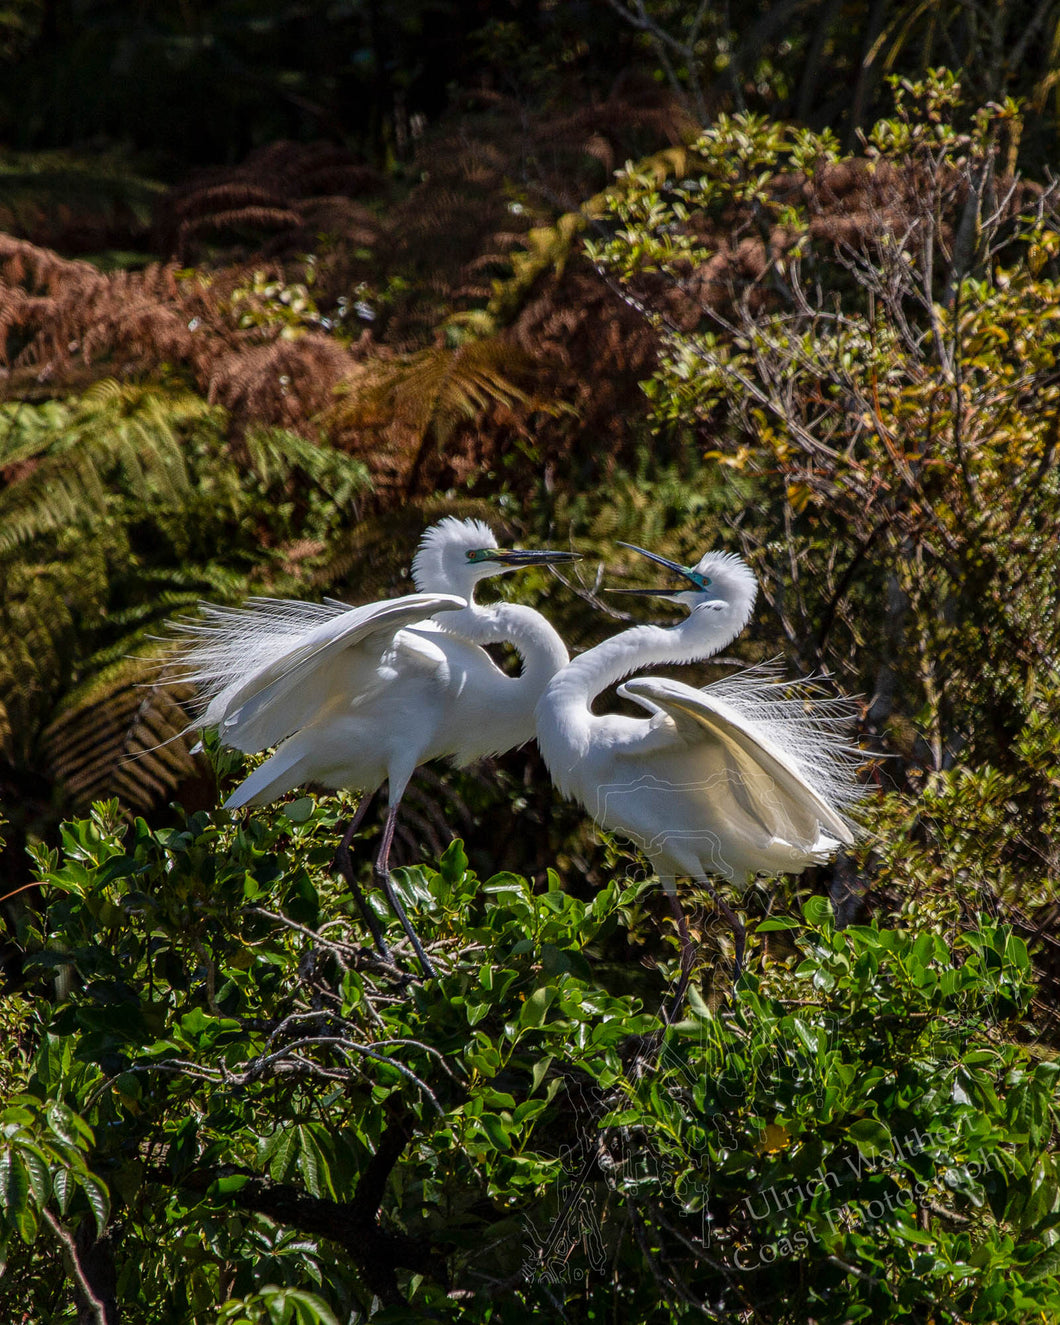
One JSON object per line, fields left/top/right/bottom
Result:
{"left": 535, "top": 543, "right": 861, "bottom": 994}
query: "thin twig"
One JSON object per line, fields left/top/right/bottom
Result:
{"left": 42, "top": 1210, "right": 108, "bottom": 1325}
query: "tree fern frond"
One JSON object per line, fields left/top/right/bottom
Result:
{"left": 0, "top": 552, "right": 101, "bottom": 759}
{"left": 0, "top": 381, "right": 217, "bottom": 553}
{"left": 242, "top": 424, "right": 371, "bottom": 507}
{"left": 43, "top": 655, "right": 199, "bottom": 812}
{"left": 325, "top": 337, "right": 568, "bottom": 496}
{"left": 132, "top": 563, "right": 266, "bottom": 600}
{"left": 0, "top": 398, "right": 71, "bottom": 466}
{"left": 331, "top": 338, "right": 545, "bottom": 441}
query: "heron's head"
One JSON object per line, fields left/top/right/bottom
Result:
{"left": 610, "top": 544, "right": 758, "bottom": 631}
{"left": 412, "top": 516, "right": 580, "bottom": 597}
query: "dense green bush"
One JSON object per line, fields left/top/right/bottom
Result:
{"left": 0, "top": 800, "right": 1056, "bottom": 1321}
{"left": 582, "top": 76, "right": 1060, "bottom": 969}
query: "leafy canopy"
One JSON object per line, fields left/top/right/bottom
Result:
{"left": 0, "top": 798, "right": 1056, "bottom": 1322}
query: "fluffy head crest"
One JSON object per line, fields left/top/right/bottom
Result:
{"left": 693, "top": 549, "right": 757, "bottom": 607}
{"left": 692, "top": 550, "right": 757, "bottom": 595}
{"left": 411, "top": 517, "right": 499, "bottom": 592}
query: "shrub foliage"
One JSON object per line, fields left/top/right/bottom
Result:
{"left": 1, "top": 803, "right": 1057, "bottom": 1322}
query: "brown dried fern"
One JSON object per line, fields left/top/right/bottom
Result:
{"left": 0, "top": 235, "right": 365, "bottom": 437}
{"left": 155, "top": 140, "right": 384, "bottom": 262}
{"left": 325, "top": 337, "right": 568, "bottom": 496}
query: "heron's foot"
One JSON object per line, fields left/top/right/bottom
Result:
{"left": 374, "top": 864, "right": 437, "bottom": 980}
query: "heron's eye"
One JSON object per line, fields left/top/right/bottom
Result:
{"left": 465, "top": 548, "right": 492, "bottom": 563}
{"left": 686, "top": 569, "right": 712, "bottom": 589}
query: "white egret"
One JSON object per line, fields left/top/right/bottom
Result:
{"left": 535, "top": 543, "right": 861, "bottom": 993}
{"left": 172, "top": 517, "right": 578, "bottom": 974}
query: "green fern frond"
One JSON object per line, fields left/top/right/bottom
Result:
{"left": 42, "top": 653, "right": 199, "bottom": 812}
{"left": 0, "top": 550, "right": 104, "bottom": 760}
{"left": 132, "top": 563, "right": 265, "bottom": 601}
{"left": 0, "top": 399, "right": 72, "bottom": 466}
{"left": 242, "top": 424, "right": 371, "bottom": 506}
{"left": 0, "top": 380, "right": 219, "bottom": 553}
{"left": 0, "top": 377, "right": 370, "bottom": 820}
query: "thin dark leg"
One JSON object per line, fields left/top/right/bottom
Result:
{"left": 664, "top": 888, "right": 698, "bottom": 1024}
{"left": 332, "top": 793, "right": 390, "bottom": 961}
{"left": 702, "top": 880, "right": 746, "bottom": 982}
{"left": 375, "top": 801, "right": 437, "bottom": 979}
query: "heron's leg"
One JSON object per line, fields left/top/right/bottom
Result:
{"left": 375, "top": 801, "right": 437, "bottom": 980}
{"left": 332, "top": 793, "right": 390, "bottom": 961}
{"left": 663, "top": 881, "right": 698, "bottom": 1024}
{"left": 702, "top": 880, "right": 746, "bottom": 982}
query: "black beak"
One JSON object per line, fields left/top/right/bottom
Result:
{"left": 493, "top": 548, "right": 581, "bottom": 566}
{"left": 608, "top": 541, "right": 704, "bottom": 593}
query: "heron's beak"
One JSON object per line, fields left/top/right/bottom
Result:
{"left": 607, "top": 542, "right": 704, "bottom": 593}
{"left": 492, "top": 548, "right": 582, "bottom": 566}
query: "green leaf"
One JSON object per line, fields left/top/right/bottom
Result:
{"left": 297, "top": 1127, "right": 333, "bottom": 1199}
{"left": 283, "top": 797, "right": 314, "bottom": 824}
{"left": 13, "top": 1198, "right": 38, "bottom": 1246}
{"left": 478, "top": 1113, "right": 510, "bottom": 1151}
{"left": 53, "top": 1168, "right": 74, "bottom": 1216}
{"left": 530, "top": 1055, "right": 554, "bottom": 1094}
{"left": 893, "top": 1220, "right": 937, "bottom": 1245}
{"left": 209, "top": 1174, "right": 251, "bottom": 1197}
{"left": 268, "top": 1128, "right": 300, "bottom": 1185}
{"left": 45, "top": 1103, "right": 91, "bottom": 1151}
{"left": 802, "top": 896, "right": 834, "bottom": 929}
{"left": 19, "top": 1146, "right": 50, "bottom": 1206}
{"left": 77, "top": 1173, "right": 110, "bottom": 1235}
{"left": 481, "top": 872, "right": 526, "bottom": 895}
{"left": 1, "top": 1153, "right": 30, "bottom": 1229}
{"left": 439, "top": 838, "right": 468, "bottom": 885}
{"left": 519, "top": 987, "right": 554, "bottom": 1029}
{"left": 846, "top": 1118, "right": 893, "bottom": 1156}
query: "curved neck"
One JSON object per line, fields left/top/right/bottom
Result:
{"left": 437, "top": 601, "right": 569, "bottom": 685}
{"left": 552, "top": 609, "right": 740, "bottom": 706}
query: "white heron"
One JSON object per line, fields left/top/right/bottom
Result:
{"left": 171, "top": 517, "right": 578, "bottom": 974}
{"left": 535, "top": 542, "right": 861, "bottom": 993}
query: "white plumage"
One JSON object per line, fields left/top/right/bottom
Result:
{"left": 535, "top": 543, "right": 861, "bottom": 982}
{"left": 169, "top": 516, "right": 578, "bottom": 972}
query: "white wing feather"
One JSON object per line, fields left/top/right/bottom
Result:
{"left": 170, "top": 592, "right": 466, "bottom": 752}
{"left": 174, "top": 596, "right": 350, "bottom": 709}
{"left": 618, "top": 674, "right": 858, "bottom": 847}
{"left": 217, "top": 593, "right": 466, "bottom": 748}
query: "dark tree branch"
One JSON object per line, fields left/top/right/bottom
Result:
{"left": 42, "top": 1210, "right": 118, "bottom": 1325}
{"left": 146, "top": 1119, "right": 432, "bottom": 1307}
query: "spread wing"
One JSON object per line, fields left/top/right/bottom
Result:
{"left": 176, "top": 597, "right": 350, "bottom": 704}
{"left": 618, "top": 675, "right": 857, "bottom": 848}
{"left": 218, "top": 592, "right": 466, "bottom": 751}
{"left": 175, "top": 592, "right": 466, "bottom": 752}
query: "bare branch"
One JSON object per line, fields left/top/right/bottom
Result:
{"left": 42, "top": 1210, "right": 113, "bottom": 1325}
